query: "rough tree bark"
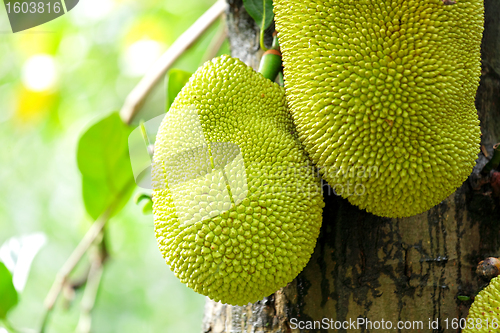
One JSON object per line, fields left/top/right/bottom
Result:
{"left": 202, "top": 1, "right": 500, "bottom": 332}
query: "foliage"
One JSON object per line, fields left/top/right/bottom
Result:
{"left": 242, "top": 0, "right": 274, "bottom": 50}
{"left": 77, "top": 112, "right": 135, "bottom": 220}
{"left": 0, "top": 0, "right": 230, "bottom": 331}
{"left": 0, "top": 262, "right": 18, "bottom": 320}
{"left": 242, "top": 0, "right": 274, "bottom": 31}
{"left": 165, "top": 69, "right": 193, "bottom": 112}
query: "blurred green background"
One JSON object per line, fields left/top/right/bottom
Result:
{"left": 0, "top": 0, "right": 229, "bottom": 331}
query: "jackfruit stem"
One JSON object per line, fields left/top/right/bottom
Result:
{"left": 139, "top": 120, "right": 153, "bottom": 161}
{"left": 259, "top": 29, "right": 268, "bottom": 52}
{"left": 258, "top": 34, "right": 282, "bottom": 82}
{"left": 258, "top": 50, "right": 282, "bottom": 82}
{"left": 271, "top": 31, "right": 279, "bottom": 49}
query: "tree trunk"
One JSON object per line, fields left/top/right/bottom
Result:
{"left": 202, "top": 1, "right": 500, "bottom": 332}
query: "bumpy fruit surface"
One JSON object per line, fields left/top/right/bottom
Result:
{"left": 152, "top": 55, "right": 324, "bottom": 305}
{"left": 274, "top": 0, "right": 483, "bottom": 217}
{"left": 463, "top": 276, "right": 500, "bottom": 333}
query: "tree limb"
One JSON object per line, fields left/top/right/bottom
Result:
{"left": 75, "top": 243, "right": 106, "bottom": 333}
{"left": 119, "top": 0, "right": 227, "bottom": 125}
{"left": 201, "top": 25, "right": 228, "bottom": 63}
{"left": 40, "top": 209, "right": 111, "bottom": 333}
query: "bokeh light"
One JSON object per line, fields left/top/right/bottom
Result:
{"left": 121, "top": 39, "right": 165, "bottom": 77}
{"left": 21, "top": 54, "right": 58, "bottom": 91}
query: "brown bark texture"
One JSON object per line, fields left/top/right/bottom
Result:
{"left": 202, "top": 0, "right": 500, "bottom": 332}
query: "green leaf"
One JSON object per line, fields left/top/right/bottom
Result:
{"left": 165, "top": 69, "right": 193, "bottom": 112}
{"left": 135, "top": 193, "right": 153, "bottom": 215}
{"left": 242, "top": 0, "right": 274, "bottom": 31}
{"left": 135, "top": 193, "right": 152, "bottom": 205}
{"left": 77, "top": 112, "right": 136, "bottom": 220}
{"left": 142, "top": 200, "right": 153, "bottom": 215}
{"left": 0, "top": 262, "right": 18, "bottom": 319}
{"left": 457, "top": 295, "right": 470, "bottom": 301}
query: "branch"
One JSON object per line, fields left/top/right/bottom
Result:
{"left": 2, "top": 320, "right": 20, "bottom": 333}
{"left": 40, "top": 209, "right": 111, "bottom": 333}
{"left": 201, "top": 25, "right": 228, "bottom": 63}
{"left": 120, "top": 0, "right": 227, "bottom": 125}
{"left": 75, "top": 243, "right": 106, "bottom": 333}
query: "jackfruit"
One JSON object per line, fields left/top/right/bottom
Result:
{"left": 274, "top": 0, "right": 483, "bottom": 217}
{"left": 463, "top": 276, "right": 500, "bottom": 333}
{"left": 151, "top": 55, "right": 324, "bottom": 305}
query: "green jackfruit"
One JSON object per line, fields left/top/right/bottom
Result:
{"left": 463, "top": 276, "right": 500, "bottom": 332}
{"left": 151, "top": 55, "right": 324, "bottom": 305}
{"left": 274, "top": 0, "right": 483, "bottom": 217}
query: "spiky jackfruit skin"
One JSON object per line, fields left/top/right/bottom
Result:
{"left": 151, "top": 55, "right": 324, "bottom": 306}
{"left": 463, "top": 276, "right": 500, "bottom": 332}
{"left": 274, "top": 0, "right": 483, "bottom": 217}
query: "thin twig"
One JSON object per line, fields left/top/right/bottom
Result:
{"left": 120, "top": 0, "right": 227, "bottom": 125}
{"left": 1, "top": 320, "right": 36, "bottom": 333}
{"left": 75, "top": 243, "right": 105, "bottom": 333}
{"left": 40, "top": 209, "right": 111, "bottom": 333}
{"left": 201, "top": 25, "right": 228, "bottom": 64}
{"left": 1, "top": 320, "right": 20, "bottom": 333}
